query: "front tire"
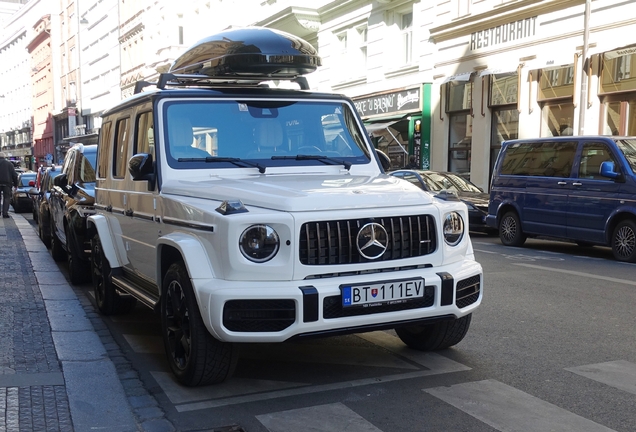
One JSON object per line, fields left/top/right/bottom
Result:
{"left": 396, "top": 314, "right": 472, "bottom": 351}
{"left": 161, "top": 261, "right": 237, "bottom": 386}
{"left": 612, "top": 220, "right": 636, "bottom": 263}
{"left": 499, "top": 211, "right": 527, "bottom": 247}
{"left": 67, "top": 227, "right": 90, "bottom": 284}
{"left": 91, "top": 235, "right": 136, "bottom": 315}
{"left": 50, "top": 219, "right": 66, "bottom": 262}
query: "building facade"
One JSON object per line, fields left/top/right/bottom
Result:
{"left": 3, "top": 0, "right": 636, "bottom": 189}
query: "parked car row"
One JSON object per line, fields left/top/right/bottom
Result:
{"left": 30, "top": 144, "right": 98, "bottom": 283}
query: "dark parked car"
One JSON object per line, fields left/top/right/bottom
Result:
{"left": 49, "top": 144, "right": 97, "bottom": 284}
{"left": 11, "top": 172, "right": 37, "bottom": 213}
{"left": 31, "top": 166, "right": 63, "bottom": 247}
{"left": 390, "top": 169, "right": 494, "bottom": 234}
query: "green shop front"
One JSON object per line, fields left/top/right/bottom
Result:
{"left": 353, "top": 84, "right": 432, "bottom": 170}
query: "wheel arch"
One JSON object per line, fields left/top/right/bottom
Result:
{"left": 156, "top": 233, "right": 215, "bottom": 290}
{"left": 87, "top": 215, "right": 122, "bottom": 269}
{"left": 605, "top": 209, "right": 636, "bottom": 244}
{"left": 496, "top": 200, "right": 521, "bottom": 227}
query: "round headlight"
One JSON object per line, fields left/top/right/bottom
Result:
{"left": 239, "top": 225, "right": 280, "bottom": 263}
{"left": 443, "top": 212, "right": 464, "bottom": 246}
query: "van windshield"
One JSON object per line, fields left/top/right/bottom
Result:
{"left": 615, "top": 139, "right": 636, "bottom": 174}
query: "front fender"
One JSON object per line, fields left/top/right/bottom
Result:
{"left": 157, "top": 233, "right": 215, "bottom": 281}
{"left": 87, "top": 214, "right": 125, "bottom": 269}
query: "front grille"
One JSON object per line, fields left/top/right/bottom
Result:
{"left": 456, "top": 275, "right": 480, "bottom": 308}
{"left": 323, "top": 285, "right": 435, "bottom": 319}
{"left": 223, "top": 300, "right": 296, "bottom": 332}
{"left": 299, "top": 215, "right": 437, "bottom": 265}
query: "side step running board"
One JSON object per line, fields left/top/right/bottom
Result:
{"left": 112, "top": 275, "right": 159, "bottom": 309}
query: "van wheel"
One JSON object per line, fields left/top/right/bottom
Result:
{"left": 50, "top": 219, "right": 66, "bottom": 262}
{"left": 499, "top": 211, "right": 526, "bottom": 247}
{"left": 612, "top": 220, "right": 636, "bottom": 263}
{"left": 91, "top": 235, "right": 137, "bottom": 315}
{"left": 67, "top": 228, "right": 90, "bottom": 285}
{"left": 395, "top": 314, "right": 472, "bottom": 351}
{"left": 161, "top": 261, "right": 237, "bottom": 386}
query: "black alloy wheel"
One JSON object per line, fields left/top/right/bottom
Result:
{"left": 91, "top": 235, "right": 136, "bottom": 315}
{"left": 49, "top": 218, "right": 66, "bottom": 262}
{"left": 161, "top": 261, "right": 237, "bottom": 386}
{"left": 67, "top": 227, "right": 90, "bottom": 284}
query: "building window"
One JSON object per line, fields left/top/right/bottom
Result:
{"left": 538, "top": 65, "right": 575, "bottom": 101}
{"left": 541, "top": 102, "right": 575, "bottom": 137}
{"left": 601, "top": 95, "right": 636, "bottom": 135}
{"left": 489, "top": 72, "right": 519, "bottom": 178}
{"left": 357, "top": 26, "right": 368, "bottom": 71}
{"left": 399, "top": 12, "right": 413, "bottom": 65}
{"left": 600, "top": 52, "right": 636, "bottom": 94}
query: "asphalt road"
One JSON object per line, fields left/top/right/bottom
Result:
{"left": 24, "top": 212, "right": 636, "bottom": 432}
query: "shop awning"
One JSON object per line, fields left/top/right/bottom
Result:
{"left": 604, "top": 43, "right": 636, "bottom": 60}
{"left": 441, "top": 71, "right": 473, "bottom": 83}
{"left": 479, "top": 67, "right": 517, "bottom": 77}
{"left": 364, "top": 121, "right": 401, "bottom": 134}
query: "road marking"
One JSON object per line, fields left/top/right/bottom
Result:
{"left": 151, "top": 372, "right": 308, "bottom": 405}
{"left": 473, "top": 248, "right": 498, "bottom": 254}
{"left": 511, "top": 263, "right": 636, "bottom": 286}
{"left": 566, "top": 360, "right": 636, "bottom": 395}
{"left": 257, "top": 402, "right": 383, "bottom": 432}
{"left": 154, "top": 331, "right": 469, "bottom": 412}
{"left": 425, "top": 379, "right": 616, "bottom": 432}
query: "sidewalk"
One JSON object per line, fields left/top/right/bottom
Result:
{"left": 0, "top": 213, "right": 175, "bottom": 432}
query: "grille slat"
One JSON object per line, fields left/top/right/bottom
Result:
{"left": 456, "top": 275, "right": 481, "bottom": 308}
{"left": 300, "top": 215, "right": 437, "bottom": 265}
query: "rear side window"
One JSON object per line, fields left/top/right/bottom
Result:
{"left": 98, "top": 122, "right": 112, "bottom": 179}
{"left": 113, "top": 118, "right": 130, "bottom": 178}
{"left": 499, "top": 141, "right": 577, "bottom": 177}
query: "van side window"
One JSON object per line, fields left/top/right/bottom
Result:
{"left": 500, "top": 141, "right": 577, "bottom": 177}
{"left": 98, "top": 121, "right": 112, "bottom": 179}
{"left": 579, "top": 143, "right": 618, "bottom": 180}
{"left": 113, "top": 118, "right": 130, "bottom": 178}
{"left": 135, "top": 111, "right": 155, "bottom": 158}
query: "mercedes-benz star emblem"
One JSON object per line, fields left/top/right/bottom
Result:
{"left": 356, "top": 222, "right": 388, "bottom": 259}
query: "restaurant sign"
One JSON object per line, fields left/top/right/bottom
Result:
{"left": 353, "top": 86, "right": 421, "bottom": 119}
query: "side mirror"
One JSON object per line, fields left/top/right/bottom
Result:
{"left": 600, "top": 161, "right": 621, "bottom": 180}
{"left": 53, "top": 173, "right": 68, "bottom": 188}
{"left": 128, "top": 153, "right": 156, "bottom": 191}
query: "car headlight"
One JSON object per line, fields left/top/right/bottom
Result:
{"left": 239, "top": 224, "right": 280, "bottom": 263}
{"left": 443, "top": 211, "right": 464, "bottom": 246}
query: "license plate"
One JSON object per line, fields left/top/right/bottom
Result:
{"left": 341, "top": 277, "right": 424, "bottom": 308}
{"left": 18, "top": 193, "right": 27, "bottom": 197}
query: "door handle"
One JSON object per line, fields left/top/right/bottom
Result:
{"left": 572, "top": 182, "right": 582, "bottom": 186}
{"left": 557, "top": 181, "right": 567, "bottom": 185}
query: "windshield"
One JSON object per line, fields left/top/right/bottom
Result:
{"left": 422, "top": 172, "right": 482, "bottom": 193}
{"left": 163, "top": 100, "right": 371, "bottom": 169}
{"left": 615, "top": 139, "right": 636, "bottom": 174}
{"left": 18, "top": 173, "right": 36, "bottom": 187}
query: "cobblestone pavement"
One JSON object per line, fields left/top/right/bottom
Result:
{"left": 0, "top": 214, "right": 176, "bottom": 432}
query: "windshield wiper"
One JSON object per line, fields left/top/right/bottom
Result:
{"left": 177, "top": 156, "right": 266, "bottom": 173}
{"left": 271, "top": 154, "right": 352, "bottom": 171}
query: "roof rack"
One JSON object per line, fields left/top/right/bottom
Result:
{"left": 133, "top": 73, "right": 310, "bottom": 94}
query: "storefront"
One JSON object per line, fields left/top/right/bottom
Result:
{"left": 429, "top": 2, "right": 636, "bottom": 191}
{"left": 353, "top": 84, "right": 431, "bottom": 171}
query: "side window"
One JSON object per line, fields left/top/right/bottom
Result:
{"left": 98, "top": 121, "right": 112, "bottom": 179}
{"left": 500, "top": 141, "right": 577, "bottom": 177}
{"left": 113, "top": 118, "right": 130, "bottom": 178}
{"left": 578, "top": 142, "right": 618, "bottom": 180}
{"left": 135, "top": 111, "right": 155, "bottom": 158}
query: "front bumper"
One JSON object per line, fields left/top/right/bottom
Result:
{"left": 194, "top": 258, "right": 483, "bottom": 343}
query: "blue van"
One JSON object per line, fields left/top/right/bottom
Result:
{"left": 486, "top": 136, "right": 636, "bottom": 262}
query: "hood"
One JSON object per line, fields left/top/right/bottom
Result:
{"left": 457, "top": 191, "right": 490, "bottom": 207}
{"left": 161, "top": 173, "right": 433, "bottom": 212}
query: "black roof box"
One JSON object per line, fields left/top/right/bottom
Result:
{"left": 169, "top": 27, "right": 322, "bottom": 78}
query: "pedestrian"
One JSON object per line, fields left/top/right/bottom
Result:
{"left": 0, "top": 152, "right": 18, "bottom": 218}
{"left": 406, "top": 155, "right": 419, "bottom": 169}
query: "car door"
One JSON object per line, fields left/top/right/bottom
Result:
{"left": 50, "top": 151, "right": 74, "bottom": 247}
{"left": 567, "top": 140, "right": 622, "bottom": 243}
{"left": 522, "top": 140, "right": 577, "bottom": 237}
